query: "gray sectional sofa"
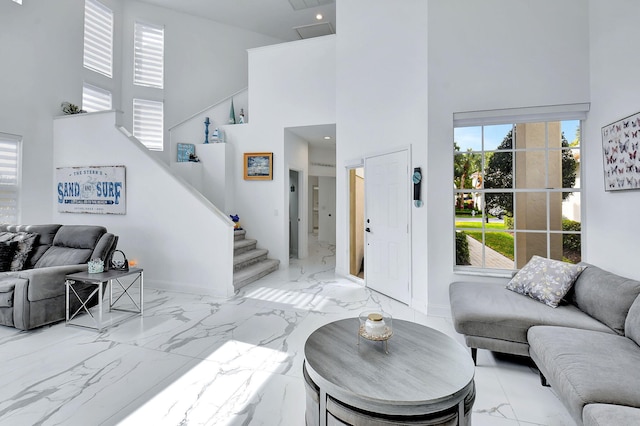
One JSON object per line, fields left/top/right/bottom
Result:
{"left": 449, "top": 262, "right": 640, "bottom": 425}
{"left": 0, "top": 224, "right": 117, "bottom": 330}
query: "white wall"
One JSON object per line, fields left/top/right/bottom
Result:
{"left": 285, "top": 130, "right": 310, "bottom": 258}
{"left": 309, "top": 145, "right": 337, "bottom": 177}
{"left": 53, "top": 112, "right": 235, "bottom": 297}
{"left": 584, "top": 0, "right": 640, "bottom": 280}
{"left": 427, "top": 0, "right": 591, "bottom": 315}
{"left": 336, "top": 0, "right": 429, "bottom": 310}
{"left": 0, "top": 0, "right": 84, "bottom": 224}
{"left": 231, "top": 36, "right": 336, "bottom": 267}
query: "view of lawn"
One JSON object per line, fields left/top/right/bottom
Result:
{"left": 456, "top": 220, "right": 515, "bottom": 260}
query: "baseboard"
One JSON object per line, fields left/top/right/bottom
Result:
{"left": 145, "top": 278, "right": 233, "bottom": 298}
{"left": 428, "top": 303, "right": 452, "bottom": 318}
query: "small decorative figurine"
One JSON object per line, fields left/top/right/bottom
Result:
{"left": 229, "top": 99, "right": 236, "bottom": 124}
{"left": 210, "top": 127, "right": 220, "bottom": 143}
{"left": 230, "top": 214, "right": 242, "bottom": 230}
{"left": 239, "top": 108, "right": 245, "bottom": 124}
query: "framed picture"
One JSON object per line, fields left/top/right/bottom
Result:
{"left": 602, "top": 112, "right": 640, "bottom": 191}
{"left": 56, "top": 166, "right": 126, "bottom": 214}
{"left": 244, "top": 152, "right": 273, "bottom": 180}
{"left": 177, "top": 143, "right": 195, "bottom": 162}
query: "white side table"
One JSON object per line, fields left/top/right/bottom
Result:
{"left": 65, "top": 267, "right": 143, "bottom": 331}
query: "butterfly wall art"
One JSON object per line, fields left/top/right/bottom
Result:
{"left": 602, "top": 111, "right": 640, "bottom": 191}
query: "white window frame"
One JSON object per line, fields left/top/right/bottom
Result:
{"left": 133, "top": 98, "right": 164, "bottom": 151}
{"left": 83, "top": 0, "right": 114, "bottom": 78}
{"left": 0, "top": 133, "right": 21, "bottom": 224}
{"left": 453, "top": 103, "right": 589, "bottom": 274}
{"left": 134, "top": 20, "right": 165, "bottom": 89}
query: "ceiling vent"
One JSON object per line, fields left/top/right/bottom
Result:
{"left": 294, "top": 22, "right": 334, "bottom": 39}
{"left": 288, "top": 0, "right": 334, "bottom": 11}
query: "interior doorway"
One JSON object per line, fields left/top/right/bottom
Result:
{"left": 289, "top": 169, "right": 300, "bottom": 258}
{"left": 349, "top": 167, "right": 365, "bottom": 279}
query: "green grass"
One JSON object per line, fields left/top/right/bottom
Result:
{"left": 455, "top": 221, "right": 506, "bottom": 230}
{"left": 456, "top": 220, "right": 514, "bottom": 260}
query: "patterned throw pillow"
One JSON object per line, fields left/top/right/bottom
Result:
{"left": 506, "top": 255, "right": 586, "bottom": 308}
{"left": 9, "top": 232, "right": 38, "bottom": 271}
{"left": 0, "top": 241, "right": 19, "bottom": 272}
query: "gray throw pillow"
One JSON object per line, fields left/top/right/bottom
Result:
{"left": 9, "top": 232, "right": 38, "bottom": 271}
{"left": 506, "top": 255, "right": 585, "bottom": 308}
{"left": 0, "top": 241, "right": 19, "bottom": 272}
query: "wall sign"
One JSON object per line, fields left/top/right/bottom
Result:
{"left": 56, "top": 166, "right": 126, "bottom": 214}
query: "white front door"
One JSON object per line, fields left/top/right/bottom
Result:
{"left": 364, "top": 149, "right": 411, "bottom": 303}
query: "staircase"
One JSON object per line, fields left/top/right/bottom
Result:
{"left": 233, "top": 229, "right": 280, "bottom": 291}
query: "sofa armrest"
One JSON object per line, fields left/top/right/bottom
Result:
{"left": 16, "top": 264, "right": 88, "bottom": 301}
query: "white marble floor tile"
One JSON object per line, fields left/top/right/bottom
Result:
{"left": 0, "top": 238, "right": 579, "bottom": 426}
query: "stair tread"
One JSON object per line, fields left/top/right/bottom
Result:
{"left": 234, "top": 238, "right": 256, "bottom": 248}
{"left": 233, "top": 259, "right": 280, "bottom": 285}
{"left": 234, "top": 248, "right": 268, "bottom": 264}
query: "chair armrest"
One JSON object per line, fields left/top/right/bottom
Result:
{"left": 16, "top": 264, "right": 88, "bottom": 301}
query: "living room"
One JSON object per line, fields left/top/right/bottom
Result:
{"left": 1, "top": 0, "right": 639, "bottom": 425}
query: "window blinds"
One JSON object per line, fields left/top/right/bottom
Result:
{"left": 0, "top": 135, "right": 20, "bottom": 224}
{"left": 134, "top": 21, "right": 165, "bottom": 88}
{"left": 133, "top": 99, "right": 164, "bottom": 151}
{"left": 83, "top": 0, "right": 113, "bottom": 78}
{"left": 82, "top": 83, "right": 112, "bottom": 112}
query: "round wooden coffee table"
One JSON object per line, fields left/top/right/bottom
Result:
{"left": 303, "top": 318, "right": 475, "bottom": 425}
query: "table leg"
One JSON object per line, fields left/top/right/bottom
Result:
{"left": 98, "top": 281, "right": 103, "bottom": 330}
{"left": 65, "top": 279, "right": 70, "bottom": 323}
{"left": 140, "top": 271, "right": 144, "bottom": 314}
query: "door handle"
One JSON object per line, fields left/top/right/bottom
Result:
{"left": 365, "top": 227, "right": 371, "bottom": 233}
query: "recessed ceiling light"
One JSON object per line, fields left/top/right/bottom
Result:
{"left": 316, "top": 13, "right": 323, "bottom": 20}
{"left": 324, "top": 136, "right": 331, "bottom": 140}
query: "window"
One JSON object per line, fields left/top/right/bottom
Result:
{"left": 0, "top": 134, "right": 20, "bottom": 223}
{"left": 453, "top": 105, "right": 587, "bottom": 272}
{"left": 83, "top": 0, "right": 114, "bottom": 78}
{"left": 134, "top": 21, "right": 164, "bottom": 89}
{"left": 82, "top": 83, "right": 112, "bottom": 112}
{"left": 133, "top": 98, "right": 163, "bottom": 151}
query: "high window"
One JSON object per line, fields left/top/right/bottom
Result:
{"left": 453, "top": 105, "right": 587, "bottom": 272}
{"left": 133, "top": 20, "right": 165, "bottom": 150}
{"left": 0, "top": 134, "right": 21, "bottom": 223}
{"left": 134, "top": 21, "right": 164, "bottom": 89}
{"left": 83, "top": 0, "right": 113, "bottom": 78}
{"left": 133, "top": 98, "right": 163, "bottom": 151}
{"left": 82, "top": 82, "right": 112, "bottom": 112}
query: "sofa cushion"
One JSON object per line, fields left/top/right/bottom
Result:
{"left": 583, "top": 404, "right": 640, "bottom": 426}
{"left": 450, "top": 282, "right": 614, "bottom": 345}
{"left": 0, "top": 276, "right": 16, "bottom": 307}
{"left": 625, "top": 295, "right": 640, "bottom": 346}
{"left": 34, "top": 226, "right": 106, "bottom": 268}
{"left": 0, "top": 241, "right": 18, "bottom": 272}
{"left": 528, "top": 326, "right": 640, "bottom": 423}
{"left": 506, "top": 256, "right": 585, "bottom": 308}
{"left": 569, "top": 263, "right": 640, "bottom": 334}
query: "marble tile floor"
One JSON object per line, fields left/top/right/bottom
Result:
{"left": 0, "top": 239, "right": 576, "bottom": 426}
